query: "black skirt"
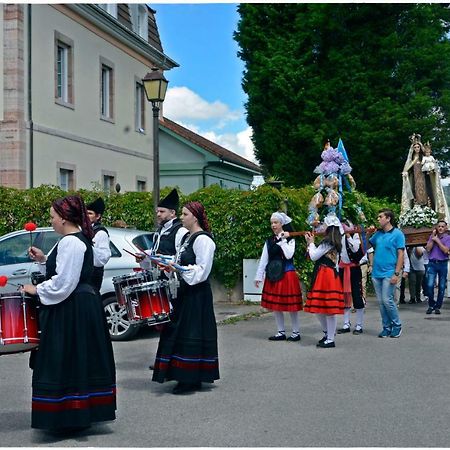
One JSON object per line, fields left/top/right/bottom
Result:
{"left": 31, "top": 285, "right": 116, "bottom": 431}
{"left": 152, "top": 281, "right": 219, "bottom": 384}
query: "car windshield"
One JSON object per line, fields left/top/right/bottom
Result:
{"left": 132, "top": 233, "right": 154, "bottom": 252}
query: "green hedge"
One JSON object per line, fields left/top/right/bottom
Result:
{"left": 0, "top": 184, "right": 399, "bottom": 291}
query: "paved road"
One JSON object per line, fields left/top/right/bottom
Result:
{"left": 1, "top": 298, "right": 449, "bottom": 447}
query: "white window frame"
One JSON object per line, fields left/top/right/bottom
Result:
{"left": 135, "top": 80, "right": 146, "bottom": 133}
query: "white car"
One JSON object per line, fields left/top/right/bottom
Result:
{"left": 0, "top": 227, "right": 154, "bottom": 341}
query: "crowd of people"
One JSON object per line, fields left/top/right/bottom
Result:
{"left": 4, "top": 184, "right": 447, "bottom": 436}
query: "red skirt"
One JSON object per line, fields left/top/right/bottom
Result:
{"left": 261, "top": 270, "right": 303, "bottom": 312}
{"left": 304, "top": 265, "right": 344, "bottom": 315}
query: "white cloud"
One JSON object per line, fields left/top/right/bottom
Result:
{"left": 163, "top": 86, "right": 257, "bottom": 163}
{"left": 164, "top": 86, "right": 240, "bottom": 123}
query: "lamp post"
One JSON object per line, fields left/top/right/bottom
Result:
{"left": 142, "top": 67, "right": 168, "bottom": 227}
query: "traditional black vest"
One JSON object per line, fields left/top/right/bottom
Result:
{"left": 92, "top": 221, "right": 109, "bottom": 237}
{"left": 153, "top": 218, "right": 183, "bottom": 256}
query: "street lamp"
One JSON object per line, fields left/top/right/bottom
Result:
{"left": 142, "top": 67, "right": 168, "bottom": 227}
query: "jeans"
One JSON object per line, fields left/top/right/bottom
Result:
{"left": 426, "top": 260, "right": 448, "bottom": 310}
{"left": 372, "top": 277, "right": 402, "bottom": 332}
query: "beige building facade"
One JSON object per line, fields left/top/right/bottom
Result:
{"left": 0, "top": 4, "right": 177, "bottom": 191}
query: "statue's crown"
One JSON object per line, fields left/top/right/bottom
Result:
{"left": 409, "top": 133, "right": 422, "bottom": 145}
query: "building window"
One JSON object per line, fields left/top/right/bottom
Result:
{"left": 59, "top": 168, "right": 74, "bottom": 191}
{"left": 54, "top": 32, "right": 74, "bottom": 107}
{"left": 135, "top": 81, "right": 145, "bottom": 132}
{"left": 130, "top": 4, "right": 148, "bottom": 40}
{"left": 137, "top": 179, "right": 147, "bottom": 192}
{"left": 100, "top": 64, "right": 114, "bottom": 120}
{"left": 103, "top": 174, "right": 115, "bottom": 193}
{"left": 98, "top": 4, "right": 117, "bottom": 18}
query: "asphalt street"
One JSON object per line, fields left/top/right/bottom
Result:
{"left": 1, "top": 297, "right": 449, "bottom": 447}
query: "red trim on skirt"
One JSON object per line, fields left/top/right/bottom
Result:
{"left": 304, "top": 265, "right": 344, "bottom": 315}
{"left": 261, "top": 270, "right": 303, "bottom": 312}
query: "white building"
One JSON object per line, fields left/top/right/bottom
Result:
{"left": 0, "top": 4, "right": 177, "bottom": 192}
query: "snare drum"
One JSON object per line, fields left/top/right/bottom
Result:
{"left": 112, "top": 271, "right": 153, "bottom": 306}
{"left": 0, "top": 292, "right": 39, "bottom": 355}
{"left": 123, "top": 280, "right": 171, "bottom": 325}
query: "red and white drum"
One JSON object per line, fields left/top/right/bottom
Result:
{"left": 0, "top": 292, "right": 40, "bottom": 355}
{"left": 112, "top": 271, "right": 154, "bottom": 306}
{"left": 122, "top": 280, "right": 171, "bottom": 325}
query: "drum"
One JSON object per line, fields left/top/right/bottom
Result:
{"left": 0, "top": 292, "right": 39, "bottom": 355}
{"left": 112, "top": 271, "right": 154, "bottom": 306}
{"left": 122, "top": 280, "right": 171, "bottom": 325}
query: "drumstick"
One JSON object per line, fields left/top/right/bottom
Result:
{"left": 122, "top": 248, "right": 142, "bottom": 258}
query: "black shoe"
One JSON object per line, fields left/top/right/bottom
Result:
{"left": 408, "top": 299, "right": 416, "bottom": 304}
{"left": 426, "top": 307, "right": 433, "bottom": 314}
{"left": 399, "top": 299, "right": 406, "bottom": 304}
{"left": 268, "top": 333, "right": 286, "bottom": 341}
{"left": 435, "top": 309, "right": 441, "bottom": 315}
{"left": 148, "top": 364, "right": 154, "bottom": 370}
{"left": 318, "top": 334, "right": 327, "bottom": 344}
{"left": 287, "top": 333, "right": 301, "bottom": 342}
{"left": 172, "top": 382, "right": 201, "bottom": 395}
{"left": 353, "top": 328, "right": 363, "bottom": 335}
{"left": 337, "top": 326, "right": 351, "bottom": 334}
{"left": 316, "top": 340, "right": 336, "bottom": 348}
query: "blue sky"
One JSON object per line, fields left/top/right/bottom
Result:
{"left": 151, "top": 3, "right": 255, "bottom": 162}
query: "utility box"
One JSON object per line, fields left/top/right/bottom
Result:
{"left": 243, "top": 259, "right": 263, "bottom": 302}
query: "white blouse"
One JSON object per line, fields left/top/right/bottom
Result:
{"left": 178, "top": 234, "right": 216, "bottom": 286}
{"left": 340, "top": 234, "right": 360, "bottom": 264}
{"left": 307, "top": 242, "right": 337, "bottom": 268}
{"left": 140, "top": 220, "right": 188, "bottom": 270}
{"left": 93, "top": 229, "right": 111, "bottom": 268}
{"left": 255, "top": 234, "right": 295, "bottom": 282}
{"left": 36, "top": 235, "right": 87, "bottom": 306}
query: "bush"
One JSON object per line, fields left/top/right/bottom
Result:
{"left": 0, "top": 184, "right": 399, "bottom": 291}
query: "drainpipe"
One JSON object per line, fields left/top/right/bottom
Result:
{"left": 27, "top": 4, "right": 33, "bottom": 187}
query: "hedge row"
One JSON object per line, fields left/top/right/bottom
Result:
{"left": 0, "top": 184, "right": 399, "bottom": 290}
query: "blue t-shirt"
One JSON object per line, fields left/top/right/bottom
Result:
{"left": 369, "top": 228, "right": 405, "bottom": 278}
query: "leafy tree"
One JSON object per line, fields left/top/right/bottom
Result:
{"left": 234, "top": 3, "right": 450, "bottom": 200}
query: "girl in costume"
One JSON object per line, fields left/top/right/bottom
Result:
{"left": 22, "top": 195, "right": 116, "bottom": 432}
{"left": 255, "top": 212, "right": 303, "bottom": 342}
{"left": 304, "top": 215, "right": 345, "bottom": 348}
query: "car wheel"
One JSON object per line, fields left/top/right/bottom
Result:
{"left": 103, "top": 296, "right": 139, "bottom": 341}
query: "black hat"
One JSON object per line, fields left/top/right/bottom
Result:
{"left": 158, "top": 189, "right": 179, "bottom": 211}
{"left": 86, "top": 197, "right": 105, "bottom": 215}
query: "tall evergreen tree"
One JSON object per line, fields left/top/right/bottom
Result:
{"left": 234, "top": 4, "right": 450, "bottom": 199}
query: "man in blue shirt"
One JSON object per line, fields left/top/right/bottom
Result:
{"left": 368, "top": 209, "right": 405, "bottom": 338}
{"left": 425, "top": 220, "right": 450, "bottom": 314}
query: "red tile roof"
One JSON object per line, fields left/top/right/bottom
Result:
{"left": 160, "top": 117, "right": 261, "bottom": 173}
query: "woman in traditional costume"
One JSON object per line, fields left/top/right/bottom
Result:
{"left": 152, "top": 201, "right": 219, "bottom": 395}
{"left": 304, "top": 215, "right": 345, "bottom": 348}
{"left": 254, "top": 212, "right": 303, "bottom": 342}
{"left": 22, "top": 195, "right": 116, "bottom": 432}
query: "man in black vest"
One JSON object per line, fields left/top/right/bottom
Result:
{"left": 86, "top": 197, "right": 111, "bottom": 295}
{"left": 137, "top": 189, "right": 188, "bottom": 370}
{"left": 139, "top": 188, "right": 188, "bottom": 266}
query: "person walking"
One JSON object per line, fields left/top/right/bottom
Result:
{"left": 407, "top": 246, "right": 426, "bottom": 304}
{"left": 368, "top": 208, "right": 405, "bottom": 338}
{"left": 152, "top": 201, "right": 219, "bottom": 395}
{"left": 425, "top": 220, "right": 450, "bottom": 314}
{"left": 254, "top": 212, "right": 303, "bottom": 342}
{"left": 304, "top": 215, "right": 345, "bottom": 348}
{"left": 86, "top": 197, "right": 111, "bottom": 295}
{"left": 337, "top": 226, "right": 365, "bottom": 335}
{"left": 22, "top": 195, "right": 116, "bottom": 432}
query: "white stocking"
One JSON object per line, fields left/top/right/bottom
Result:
{"left": 289, "top": 311, "right": 300, "bottom": 334}
{"left": 316, "top": 314, "right": 327, "bottom": 334}
{"left": 355, "top": 308, "right": 364, "bottom": 328}
{"left": 343, "top": 308, "right": 351, "bottom": 327}
{"left": 273, "top": 311, "right": 285, "bottom": 333}
{"left": 326, "top": 315, "right": 337, "bottom": 342}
